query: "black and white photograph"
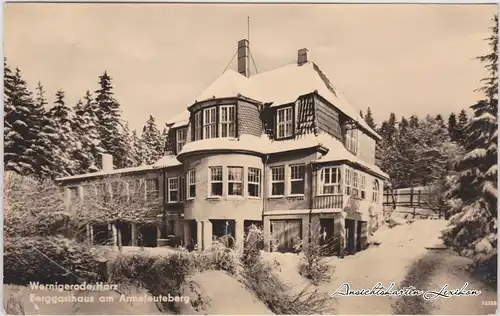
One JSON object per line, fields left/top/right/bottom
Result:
{"left": 2, "top": 2, "right": 498, "bottom": 315}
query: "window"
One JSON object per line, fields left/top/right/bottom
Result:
{"left": 69, "top": 187, "right": 79, "bottom": 206}
{"left": 290, "top": 164, "right": 305, "bottom": 195}
{"left": 346, "top": 128, "right": 358, "bottom": 154}
{"left": 145, "top": 179, "right": 159, "bottom": 199}
{"left": 187, "top": 169, "right": 196, "bottom": 199}
{"left": 179, "top": 176, "right": 186, "bottom": 201}
{"left": 194, "top": 111, "right": 202, "bottom": 141}
{"left": 276, "top": 107, "right": 293, "bottom": 139}
{"left": 248, "top": 168, "right": 261, "bottom": 197}
{"left": 228, "top": 167, "right": 243, "bottom": 196}
{"left": 344, "top": 168, "right": 352, "bottom": 195}
{"left": 168, "top": 178, "right": 178, "bottom": 203}
{"left": 360, "top": 174, "right": 366, "bottom": 199}
{"left": 176, "top": 128, "right": 187, "bottom": 153}
{"left": 203, "top": 107, "right": 217, "bottom": 139}
{"left": 209, "top": 166, "right": 223, "bottom": 196}
{"left": 372, "top": 180, "right": 380, "bottom": 203}
{"left": 220, "top": 105, "right": 236, "bottom": 138}
{"left": 320, "top": 167, "right": 341, "bottom": 194}
{"left": 271, "top": 166, "right": 285, "bottom": 196}
{"left": 352, "top": 171, "right": 359, "bottom": 198}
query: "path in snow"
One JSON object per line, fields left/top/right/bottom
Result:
{"left": 267, "top": 219, "right": 497, "bottom": 315}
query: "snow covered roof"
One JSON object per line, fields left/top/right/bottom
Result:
{"left": 56, "top": 155, "right": 181, "bottom": 182}
{"left": 166, "top": 110, "right": 190, "bottom": 128}
{"left": 177, "top": 132, "right": 388, "bottom": 179}
{"left": 167, "top": 61, "right": 381, "bottom": 140}
{"left": 313, "top": 134, "right": 389, "bottom": 180}
{"left": 55, "top": 165, "right": 156, "bottom": 182}
{"left": 152, "top": 155, "right": 182, "bottom": 168}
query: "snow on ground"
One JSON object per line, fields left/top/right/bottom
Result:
{"left": 180, "top": 270, "right": 273, "bottom": 315}
{"left": 263, "top": 219, "right": 497, "bottom": 315}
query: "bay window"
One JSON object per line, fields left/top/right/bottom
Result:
{"left": 209, "top": 166, "right": 223, "bottom": 197}
{"left": 276, "top": 107, "right": 293, "bottom": 139}
{"left": 220, "top": 105, "right": 236, "bottom": 138}
{"left": 271, "top": 166, "right": 285, "bottom": 196}
{"left": 203, "top": 107, "right": 217, "bottom": 139}
{"left": 167, "top": 178, "right": 178, "bottom": 203}
{"left": 248, "top": 168, "right": 261, "bottom": 197}
{"left": 187, "top": 169, "right": 196, "bottom": 199}
{"left": 228, "top": 167, "right": 243, "bottom": 196}
{"left": 290, "top": 164, "right": 305, "bottom": 195}
{"left": 319, "top": 167, "right": 341, "bottom": 195}
{"left": 344, "top": 168, "right": 352, "bottom": 195}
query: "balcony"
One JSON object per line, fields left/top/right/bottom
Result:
{"left": 312, "top": 194, "right": 343, "bottom": 209}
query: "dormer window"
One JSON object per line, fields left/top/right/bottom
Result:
{"left": 220, "top": 105, "right": 236, "bottom": 138}
{"left": 276, "top": 106, "right": 293, "bottom": 139}
{"left": 192, "top": 104, "right": 237, "bottom": 141}
{"left": 176, "top": 128, "right": 187, "bottom": 153}
{"left": 194, "top": 112, "right": 202, "bottom": 141}
{"left": 346, "top": 128, "right": 358, "bottom": 154}
{"left": 203, "top": 107, "right": 217, "bottom": 139}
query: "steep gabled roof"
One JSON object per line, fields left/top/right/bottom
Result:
{"left": 167, "top": 61, "right": 380, "bottom": 140}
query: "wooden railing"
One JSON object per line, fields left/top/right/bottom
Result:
{"left": 312, "top": 194, "right": 343, "bottom": 209}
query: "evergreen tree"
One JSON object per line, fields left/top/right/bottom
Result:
{"left": 139, "top": 115, "right": 164, "bottom": 165}
{"left": 456, "top": 109, "right": 469, "bottom": 145}
{"left": 359, "top": 110, "right": 364, "bottom": 119}
{"left": 448, "top": 112, "right": 458, "bottom": 142}
{"left": 131, "top": 130, "right": 144, "bottom": 166}
{"left": 444, "top": 14, "right": 498, "bottom": 270}
{"left": 4, "top": 66, "right": 37, "bottom": 175}
{"left": 120, "top": 122, "right": 138, "bottom": 167}
{"left": 363, "top": 107, "right": 376, "bottom": 130}
{"left": 435, "top": 114, "right": 447, "bottom": 129}
{"left": 161, "top": 127, "right": 169, "bottom": 154}
{"left": 81, "top": 90, "right": 103, "bottom": 172}
{"left": 409, "top": 115, "right": 419, "bottom": 128}
{"left": 31, "top": 82, "right": 59, "bottom": 178}
{"left": 94, "top": 71, "right": 126, "bottom": 168}
{"left": 71, "top": 97, "right": 100, "bottom": 174}
{"left": 47, "top": 90, "right": 76, "bottom": 176}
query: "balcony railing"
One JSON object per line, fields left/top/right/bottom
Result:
{"left": 313, "top": 194, "right": 343, "bottom": 209}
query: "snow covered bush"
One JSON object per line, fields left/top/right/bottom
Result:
{"left": 297, "top": 224, "right": 335, "bottom": 285}
{"left": 4, "top": 236, "right": 102, "bottom": 285}
{"left": 109, "top": 252, "right": 195, "bottom": 313}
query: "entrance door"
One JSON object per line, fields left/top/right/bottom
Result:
{"left": 270, "top": 219, "right": 302, "bottom": 253}
{"left": 357, "top": 221, "right": 368, "bottom": 251}
{"left": 319, "top": 219, "right": 336, "bottom": 255}
{"left": 345, "top": 219, "right": 356, "bottom": 254}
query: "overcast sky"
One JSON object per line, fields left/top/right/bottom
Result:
{"left": 4, "top": 3, "right": 496, "bottom": 132}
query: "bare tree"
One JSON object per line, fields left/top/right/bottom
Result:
{"left": 74, "top": 175, "right": 162, "bottom": 251}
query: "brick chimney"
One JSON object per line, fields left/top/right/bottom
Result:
{"left": 237, "top": 39, "right": 250, "bottom": 77}
{"left": 102, "top": 154, "right": 113, "bottom": 172}
{"left": 297, "top": 48, "right": 310, "bottom": 66}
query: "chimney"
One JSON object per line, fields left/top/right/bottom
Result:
{"left": 237, "top": 39, "right": 250, "bottom": 77}
{"left": 102, "top": 154, "right": 113, "bottom": 172}
{"left": 297, "top": 48, "right": 310, "bottom": 66}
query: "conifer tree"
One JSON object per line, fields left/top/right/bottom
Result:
{"left": 139, "top": 115, "right": 164, "bottom": 165}
{"left": 31, "top": 82, "right": 59, "bottom": 178}
{"left": 94, "top": 71, "right": 126, "bottom": 168}
{"left": 456, "top": 109, "right": 469, "bottom": 145}
{"left": 80, "top": 90, "right": 103, "bottom": 172}
{"left": 4, "top": 67, "right": 37, "bottom": 175}
{"left": 448, "top": 112, "right": 458, "bottom": 143}
{"left": 47, "top": 90, "right": 76, "bottom": 176}
{"left": 363, "top": 107, "right": 376, "bottom": 130}
{"left": 131, "top": 130, "right": 144, "bottom": 166}
{"left": 444, "top": 14, "right": 498, "bottom": 268}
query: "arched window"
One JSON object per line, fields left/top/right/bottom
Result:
{"left": 372, "top": 180, "right": 380, "bottom": 203}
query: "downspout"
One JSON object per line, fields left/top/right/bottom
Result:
{"left": 262, "top": 154, "right": 269, "bottom": 219}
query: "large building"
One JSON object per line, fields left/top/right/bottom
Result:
{"left": 56, "top": 39, "right": 389, "bottom": 255}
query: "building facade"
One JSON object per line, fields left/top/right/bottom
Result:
{"left": 56, "top": 40, "right": 389, "bottom": 256}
